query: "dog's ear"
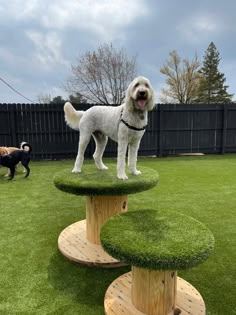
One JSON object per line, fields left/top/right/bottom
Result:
{"left": 124, "top": 81, "right": 134, "bottom": 111}
{"left": 146, "top": 84, "right": 156, "bottom": 111}
{"left": 146, "top": 94, "right": 156, "bottom": 111}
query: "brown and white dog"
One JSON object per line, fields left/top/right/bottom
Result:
{"left": 0, "top": 146, "right": 19, "bottom": 156}
{"left": 0, "top": 142, "right": 30, "bottom": 177}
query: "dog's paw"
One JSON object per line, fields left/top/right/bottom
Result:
{"left": 100, "top": 165, "right": 108, "bottom": 170}
{"left": 117, "top": 173, "right": 128, "bottom": 180}
{"left": 95, "top": 163, "right": 108, "bottom": 170}
{"left": 72, "top": 168, "right": 81, "bottom": 173}
{"left": 132, "top": 170, "right": 142, "bottom": 176}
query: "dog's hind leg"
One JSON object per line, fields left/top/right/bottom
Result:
{"left": 8, "top": 167, "right": 15, "bottom": 180}
{"left": 22, "top": 163, "right": 30, "bottom": 177}
{"left": 72, "top": 133, "right": 91, "bottom": 173}
{"left": 92, "top": 132, "right": 108, "bottom": 170}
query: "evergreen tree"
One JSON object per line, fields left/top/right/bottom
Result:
{"left": 196, "top": 42, "right": 233, "bottom": 104}
{"left": 51, "top": 96, "right": 67, "bottom": 104}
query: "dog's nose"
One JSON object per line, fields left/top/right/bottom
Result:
{"left": 139, "top": 91, "right": 146, "bottom": 97}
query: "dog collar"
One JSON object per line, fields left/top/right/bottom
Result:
{"left": 120, "top": 109, "right": 147, "bottom": 131}
{"left": 120, "top": 119, "right": 147, "bottom": 131}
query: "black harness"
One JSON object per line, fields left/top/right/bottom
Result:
{"left": 120, "top": 109, "right": 147, "bottom": 131}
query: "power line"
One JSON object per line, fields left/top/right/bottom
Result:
{"left": 0, "top": 76, "right": 36, "bottom": 103}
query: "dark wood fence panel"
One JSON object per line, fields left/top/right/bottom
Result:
{"left": 0, "top": 104, "right": 12, "bottom": 146}
{"left": 157, "top": 104, "right": 225, "bottom": 155}
{"left": 0, "top": 103, "right": 235, "bottom": 159}
{"left": 226, "top": 104, "right": 236, "bottom": 153}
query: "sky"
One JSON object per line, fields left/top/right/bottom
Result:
{"left": 0, "top": 0, "right": 236, "bottom": 103}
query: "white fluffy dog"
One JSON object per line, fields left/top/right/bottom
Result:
{"left": 64, "top": 76, "right": 155, "bottom": 180}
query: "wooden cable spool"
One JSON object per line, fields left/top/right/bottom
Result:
{"left": 54, "top": 164, "right": 159, "bottom": 267}
{"left": 101, "top": 209, "right": 215, "bottom": 314}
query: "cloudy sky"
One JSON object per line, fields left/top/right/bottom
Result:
{"left": 0, "top": 0, "right": 236, "bottom": 103}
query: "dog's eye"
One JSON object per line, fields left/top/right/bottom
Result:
{"left": 134, "top": 82, "right": 139, "bottom": 88}
{"left": 145, "top": 83, "right": 149, "bottom": 88}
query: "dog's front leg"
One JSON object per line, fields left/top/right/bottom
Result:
{"left": 72, "top": 133, "right": 91, "bottom": 173}
{"left": 128, "top": 140, "right": 142, "bottom": 176}
{"left": 117, "top": 128, "right": 129, "bottom": 180}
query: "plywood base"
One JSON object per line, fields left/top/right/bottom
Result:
{"left": 58, "top": 220, "right": 126, "bottom": 268}
{"left": 104, "top": 272, "right": 205, "bottom": 315}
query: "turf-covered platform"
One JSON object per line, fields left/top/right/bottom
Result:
{"left": 101, "top": 209, "right": 214, "bottom": 315}
{"left": 53, "top": 164, "right": 159, "bottom": 196}
{"left": 53, "top": 165, "right": 159, "bottom": 267}
{"left": 101, "top": 209, "right": 214, "bottom": 270}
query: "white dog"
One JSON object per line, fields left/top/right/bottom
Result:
{"left": 64, "top": 76, "right": 155, "bottom": 180}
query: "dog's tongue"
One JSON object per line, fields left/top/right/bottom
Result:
{"left": 138, "top": 100, "right": 146, "bottom": 108}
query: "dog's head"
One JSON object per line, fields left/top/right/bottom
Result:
{"left": 125, "top": 76, "right": 155, "bottom": 112}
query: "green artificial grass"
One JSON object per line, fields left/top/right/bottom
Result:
{"left": 53, "top": 164, "right": 159, "bottom": 196}
{"left": 0, "top": 155, "right": 236, "bottom": 314}
{"left": 101, "top": 209, "right": 214, "bottom": 270}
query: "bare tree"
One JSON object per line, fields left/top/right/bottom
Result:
{"left": 36, "top": 93, "right": 52, "bottom": 104}
{"left": 65, "top": 43, "right": 137, "bottom": 105}
{"left": 160, "top": 51, "right": 201, "bottom": 104}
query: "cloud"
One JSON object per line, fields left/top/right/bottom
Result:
{"left": 2, "top": 0, "right": 148, "bottom": 42}
{"left": 0, "top": 0, "right": 149, "bottom": 41}
{"left": 40, "top": 0, "right": 149, "bottom": 41}
{"left": 1, "top": 0, "right": 236, "bottom": 103}
{"left": 0, "top": 0, "right": 41, "bottom": 20}
{"left": 25, "top": 30, "right": 69, "bottom": 69}
{"left": 177, "top": 13, "right": 223, "bottom": 44}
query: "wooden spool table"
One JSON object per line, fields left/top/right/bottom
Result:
{"left": 101, "top": 209, "right": 215, "bottom": 315}
{"left": 53, "top": 164, "right": 159, "bottom": 268}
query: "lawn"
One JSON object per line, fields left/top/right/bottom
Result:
{"left": 0, "top": 155, "right": 235, "bottom": 315}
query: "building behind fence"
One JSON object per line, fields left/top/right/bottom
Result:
{"left": 0, "top": 103, "right": 236, "bottom": 160}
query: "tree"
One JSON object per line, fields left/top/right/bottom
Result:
{"left": 36, "top": 93, "right": 52, "bottom": 104}
{"left": 69, "top": 93, "right": 87, "bottom": 104}
{"left": 160, "top": 51, "right": 201, "bottom": 103}
{"left": 51, "top": 96, "right": 67, "bottom": 104}
{"left": 195, "top": 42, "right": 233, "bottom": 104}
{"left": 65, "top": 43, "right": 137, "bottom": 105}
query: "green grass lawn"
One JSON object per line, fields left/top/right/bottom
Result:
{"left": 0, "top": 155, "right": 235, "bottom": 315}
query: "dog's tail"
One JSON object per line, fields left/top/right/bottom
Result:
{"left": 20, "top": 142, "right": 32, "bottom": 152}
{"left": 64, "top": 102, "right": 84, "bottom": 130}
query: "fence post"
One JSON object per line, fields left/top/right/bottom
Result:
{"left": 9, "top": 104, "right": 17, "bottom": 146}
{"left": 158, "top": 104, "right": 163, "bottom": 157}
{"left": 221, "top": 104, "right": 228, "bottom": 154}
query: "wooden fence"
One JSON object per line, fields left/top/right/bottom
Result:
{"left": 0, "top": 103, "right": 236, "bottom": 159}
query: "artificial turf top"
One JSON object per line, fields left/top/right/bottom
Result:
{"left": 53, "top": 164, "right": 159, "bottom": 196}
{"left": 100, "top": 209, "right": 215, "bottom": 270}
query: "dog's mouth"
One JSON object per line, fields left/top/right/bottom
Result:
{"left": 137, "top": 98, "right": 147, "bottom": 108}
{"left": 135, "top": 91, "right": 148, "bottom": 109}
{"left": 135, "top": 96, "right": 148, "bottom": 109}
